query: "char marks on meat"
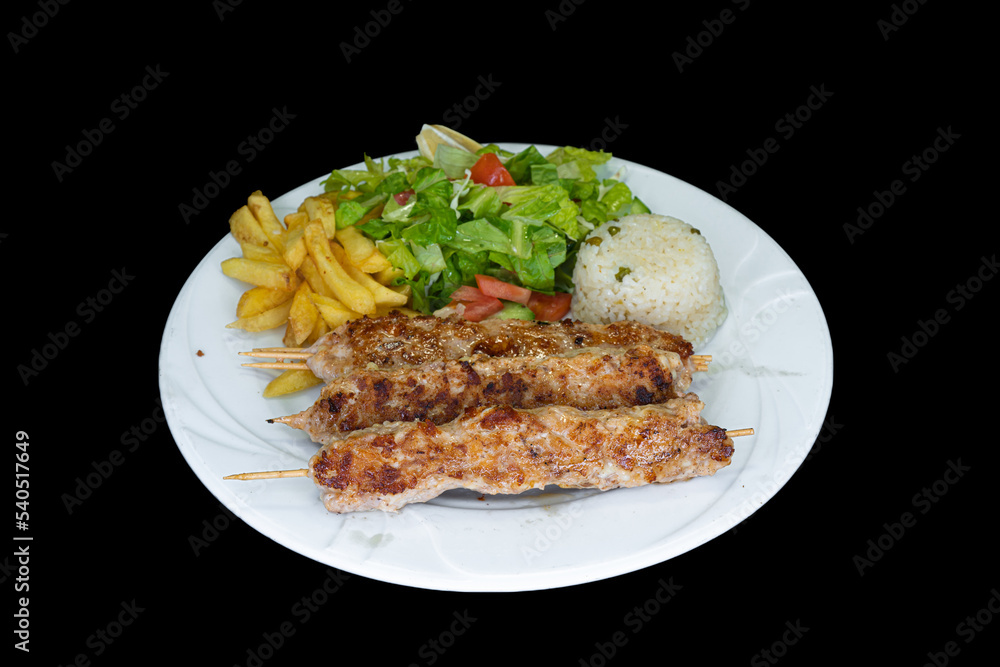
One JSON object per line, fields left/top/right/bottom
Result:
{"left": 308, "top": 393, "right": 733, "bottom": 513}
{"left": 280, "top": 345, "right": 692, "bottom": 441}
{"left": 304, "top": 312, "right": 695, "bottom": 382}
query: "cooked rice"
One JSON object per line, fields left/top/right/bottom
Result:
{"left": 570, "top": 214, "right": 727, "bottom": 349}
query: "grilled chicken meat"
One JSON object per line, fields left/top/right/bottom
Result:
{"left": 308, "top": 393, "right": 733, "bottom": 513}
{"left": 303, "top": 312, "right": 695, "bottom": 382}
{"left": 277, "top": 345, "right": 693, "bottom": 440}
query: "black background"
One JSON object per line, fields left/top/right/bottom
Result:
{"left": 8, "top": 1, "right": 995, "bottom": 665}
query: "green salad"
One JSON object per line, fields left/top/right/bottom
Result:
{"left": 320, "top": 141, "right": 650, "bottom": 318}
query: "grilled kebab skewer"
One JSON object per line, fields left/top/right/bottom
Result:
{"left": 240, "top": 312, "right": 711, "bottom": 380}
{"left": 271, "top": 345, "right": 695, "bottom": 441}
{"left": 227, "top": 393, "right": 750, "bottom": 513}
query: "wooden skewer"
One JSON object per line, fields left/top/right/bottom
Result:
{"left": 239, "top": 349, "right": 312, "bottom": 359}
{"left": 242, "top": 361, "right": 311, "bottom": 371}
{"left": 222, "top": 429, "right": 754, "bottom": 481}
{"left": 224, "top": 468, "right": 308, "bottom": 480}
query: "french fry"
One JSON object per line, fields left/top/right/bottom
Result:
{"left": 329, "top": 243, "right": 408, "bottom": 308}
{"left": 223, "top": 187, "right": 414, "bottom": 360}
{"left": 284, "top": 211, "right": 309, "bottom": 231}
{"left": 358, "top": 202, "right": 385, "bottom": 226}
{"left": 229, "top": 206, "right": 270, "bottom": 247}
{"left": 281, "top": 226, "right": 307, "bottom": 271}
{"left": 388, "top": 283, "right": 411, "bottom": 299}
{"left": 335, "top": 225, "right": 377, "bottom": 267}
{"left": 247, "top": 191, "right": 286, "bottom": 253}
{"left": 302, "top": 196, "right": 338, "bottom": 238}
{"left": 354, "top": 248, "right": 392, "bottom": 274}
{"left": 303, "top": 222, "right": 375, "bottom": 315}
{"left": 285, "top": 283, "right": 320, "bottom": 347}
{"left": 337, "top": 190, "right": 363, "bottom": 202}
{"left": 262, "top": 369, "right": 323, "bottom": 398}
{"left": 240, "top": 242, "right": 285, "bottom": 264}
{"left": 302, "top": 313, "right": 330, "bottom": 348}
{"left": 295, "top": 256, "right": 336, "bottom": 298}
{"left": 221, "top": 258, "right": 299, "bottom": 291}
{"left": 373, "top": 265, "right": 405, "bottom": 286}
{"left": 236, "top": 286, "right": 295, "bottom": 318}
{"left": 309, "top": 293, "right": 363, "bottom": 330}
{"left": 226, "top": 299, "right": 293, "bottom": 332}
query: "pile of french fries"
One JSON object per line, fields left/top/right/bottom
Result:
{"left": 221, "top": 190, "right": 417, "bottom": 397}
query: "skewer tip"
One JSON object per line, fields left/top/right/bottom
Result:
{"left": 224, "top": 468, "right": 309, "bottom": 480}
{"left": 242, "top": 362, "right": 311, "bottom": 371}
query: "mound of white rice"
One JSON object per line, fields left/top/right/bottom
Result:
{"left": 570, "top": 214, "right": 727, "bottom": 349}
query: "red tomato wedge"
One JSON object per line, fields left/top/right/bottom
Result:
{"left": 393, "top": 189, "right": 415, "bottom": 206}
{"left": 468, "top": 152, "right": 516, "bottom": 187}
{"left": 527, "top": 291, "right": 572, "bottom": 321}
{"left": 449, "top": 285, "right": 487, "bottom": 301}
{"left": 451, "top": 281, "right": 571, "bottom": 322}
{"left": 448, "top": 285, "right": 504, "bottom": 321}
{"left": 474, "top": 274, "right": 532, "bottom": 305}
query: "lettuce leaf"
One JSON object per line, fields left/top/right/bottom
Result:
{"left": 433, "top": 145, "right": 479, "bottom": 179}
{"left": 377, "top": 239, "right": 421, "bottom": 279}
{"left": 497, "top": 184, "right": 583, "bottom": 240}
{"left": 335, "top": 193, "right": 387, "bottom": 229}
{"left": 448, "top": 218, "right": 515, "bottom": 256}
{"left": 374, "top": 171, "right": 411, "bottom": 196}
{"left": 401, "top": 205, "right": 457, "bottom": 246}
{"left": 323, "top": 153, "right": 390, "bottom": 193}
{"left": 503, "top": 145, "right": 549, "bottom": 185}
{"left": 410, "top": 242, "right": 446, "bottom": 274}
{"left": 545, "top": 145, "right": 612, "bottom": 181}
{"left": 600, "top": 181, "right": 634, "bottom": 220}
{"left": 457, "top": 184, "right": 503, "bottom": 219}
{"left": 327, "top": 143, "right": 629, "bottom": 314}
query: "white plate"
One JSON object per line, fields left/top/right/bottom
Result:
{"left": 159, "top": 144, "right": 833, "bottom": 592}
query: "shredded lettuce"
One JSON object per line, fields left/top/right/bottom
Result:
{"left": 544, "top": 146, "right": 612, "bottom": 181}
{"left": 327, "top": 142, "right": 647, "bottom": 314}
{"left": 457, "top": 184, "right": 503, "bottom": 218}
{"left": 433, "top": 145, "right": 479, "bottom": 179}
{"left": 503, "top": 145, "right": 549, "bottom": 184}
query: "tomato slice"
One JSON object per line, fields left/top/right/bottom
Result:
{"left": 468, "top": 152, "right": 516, "bottom": 187}
{"left": 527, "top": 291, "right": 572, "bottom": 321}
{"left": 474, "top": 274, "right": 532, "bottom": 305}
{"left": 449, "top": 285, "right": 504, "bottom": 322}
{"left": 450, "top": 285, "right": 487, "bottom": 302}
